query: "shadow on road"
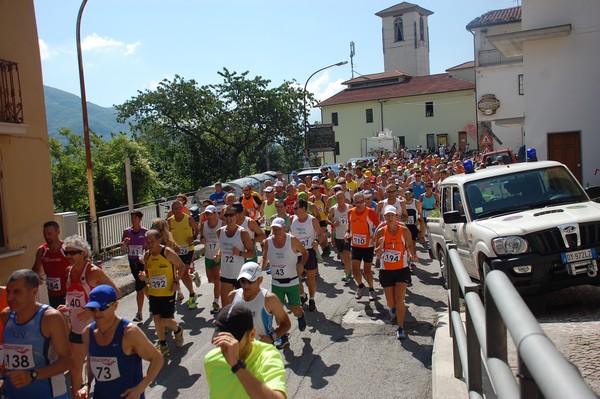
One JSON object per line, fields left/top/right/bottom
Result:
{"left": 282, "top": 337, "right": 341, "bottom": 390}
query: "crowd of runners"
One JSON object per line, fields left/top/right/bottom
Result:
{"left": 3, "top": 150, "right": 477, "bottom": 398}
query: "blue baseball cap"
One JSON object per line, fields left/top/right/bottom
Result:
{"left": 85, "top": 285, "right": 117, "bottom": 309}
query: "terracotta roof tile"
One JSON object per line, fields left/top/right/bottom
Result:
{"left": 317, "top": 73, "right": 475, "bottom": 108}
{"left": 342, "top": 70, "right": 408, "bottom": 85}
{"left": 466, "top": 6, "right": 521, "bottom": 30}
{"left": 446, "top": 61, "right": 474, "bottom": 71}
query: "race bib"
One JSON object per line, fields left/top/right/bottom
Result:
{"left": 90, "top": 356, "right": 121, "bottom": 382}
{"left": 66, "top": 291, "right": 85, "bottom": 309}
{"left": 382, "top": 250, "right": 402, "bottom": 263}
{"left": 150, "top": 275, "right": 167, "bottom": 289}
{"left": 178, "top": 246, "right": 189, "bottom": 255}
{"left": 339, "top": 217, "right": 348, "bottom": 225}
{"left": 299, "top": 237, "right": 311, "bottom": 248}
{"left": 206, "top": 241, "right": 218, "bottom": 251}
{"left": 47, "top": 276, "right": 61, "bottom": 292}
{"left": 265, "top": 219, "right": 271, "bottom": 228}
{"left": 352, "top": 234, "right": 367, "bottom": 246}
{"left": 271, "top": 264, "right": 285, "bottom": 277}
{"left": 4, "top": 344, "right": 35, "bottom": 370}
{"left": 128, "top": 245, "right": 143, "bottom": 257}
{"left": 407, "top": 216, "right": 415, "bottom": 225}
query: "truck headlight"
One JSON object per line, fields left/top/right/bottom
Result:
{"left": 492, "top": 236, "right": 529, "bottom": 255}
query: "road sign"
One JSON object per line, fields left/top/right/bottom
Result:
{"left": 480, "top": 133, "right": 492, "bottom": 145}
{"left": 481, "top": 144, "right": 493, "bottom": 153}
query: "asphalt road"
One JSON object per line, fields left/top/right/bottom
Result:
{"left": 108, "top": 243, "right": 448, "bottom": 399}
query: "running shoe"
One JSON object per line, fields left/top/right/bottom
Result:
{"left": 308, "top": 299, "right": 316, "bottom": 312}
{"left": 156, "top": 342, "right": 170, "bottom": 356}
{"left": 192, "top": 271, "right": 201, "bottom": 287}
{"left": 174, "top": 325, "right": 184, "bottom": 347}
{"left": 355, "top": 284, "right": 364, "bottom": 300}
{"left": 298, "top": 314, "right": 307, "bottom": 331}
{"left": 275, "top": 333, "right": 290, "bottom": 350}
{"left": 322, "top": 247, "right": 331, "bottom": 257}
{"left": 177, "top": 291, "right": 185, "bottom": 302}
{"left": 187, "top": 294, "right": 197, "bottom": 310}
{"left": 300, "top": 293, "right": 308, "bottom": 306}
{"left": 396, "top": 327, "right": 407, "bottom": 340}
{"left": 133, "top": 311, "right": 143, "bottom": 322}
{"left": 265, "top": 266, "right": 272, "bottom": 275}
{"left": 368, "top": 289, "right": 376, "bottom": 301}
{"left": 210, "top": 301, "right": 220, "bottom": 315}
{"left": 341, "top": 273, "right": 351, "bottom": 283}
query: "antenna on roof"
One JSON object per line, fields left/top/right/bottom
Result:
{"left": 350, "top": 41, "right": 355, "bottom": 79}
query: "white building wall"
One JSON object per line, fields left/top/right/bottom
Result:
{"left": 320, "top": 90, "right": 476, "bottom": 163}
{"left": 521, "top": 0, "right": 600, "bottom": 186}
{"left": 472, "top": 21, "right": 524, "bottom": 153}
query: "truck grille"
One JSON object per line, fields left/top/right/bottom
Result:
{"left": 526, "top": 222, "right": 600, "bottom": 254}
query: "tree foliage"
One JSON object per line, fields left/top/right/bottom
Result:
{"left": 50, "top": 129, "right": 161, "bottom": 214}
{"left": 116, "top": 69, "right": 309, "bottom": 188}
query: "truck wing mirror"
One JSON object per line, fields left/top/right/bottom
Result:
{"left": 443, "top": 210, "right": 467, "bottom": 224}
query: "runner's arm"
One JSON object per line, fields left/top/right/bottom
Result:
{"left": 121, "top": 324, "right": 164, "bottom": 398}
{"left": 264, "top": 292, "right": 291, "bottom": 343}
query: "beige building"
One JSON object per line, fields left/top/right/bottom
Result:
{"left": 317, "top": 71, "right": 476, "bottom": 163}
{"left": 0, "top": 0, "right": 55, "bottom": 280}
{"left": 316, "top": 2, "right": 476, "bottom": 164}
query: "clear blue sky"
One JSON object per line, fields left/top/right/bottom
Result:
{"left": 34, "top": 0, "right": 520, "bottom": 120}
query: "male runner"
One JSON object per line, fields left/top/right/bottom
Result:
{"left": 229, "top": 262, "right": 291, "bottom": 349}
{"left": 139, "top": 229, "right": 185, "bottom": 356}
{"left": 168, "top": 200, "right": 199, "bottom": 309}
{"left": 121, "top": 210, "right": 147, "bottom": 322}
{"left": 200, "top": 205, "right": 223, "bottom": 315}
{"left": 32, "top": 221, "right": 69, "bottom": 308}
{"left": 261, "top": 218, "right": 308, "bottom": 346}
{"left": 2, "top": 269, "right": 71, "bottom": 399}
{"left": 79, "top": 285, "right": 163, "bottom": 398}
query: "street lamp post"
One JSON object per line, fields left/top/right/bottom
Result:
{"left": 76, "top": 0, "right": 100, "bottom": 254}
{"left": 303, "top": 61, "right": 347, "bottom": 166}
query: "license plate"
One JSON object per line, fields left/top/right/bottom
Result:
{"left": 561, "top": 248, "right": 596, "bottom": 264}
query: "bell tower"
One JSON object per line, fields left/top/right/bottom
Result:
{"left": 376, "top": 2, "right": 433, "bottom": 76}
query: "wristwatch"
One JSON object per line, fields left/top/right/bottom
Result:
{"left": 30, "top": 370, "right": 38, "bottom": 381}
{"left": 231, "top": 359, "right": 246, "bottom": 374}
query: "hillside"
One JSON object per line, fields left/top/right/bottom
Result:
{"left": 44, "top": 85, "right": 130, "bottom": 141}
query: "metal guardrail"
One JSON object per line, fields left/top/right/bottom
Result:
{"left": 446, "top": 242, "right": 596, "bottom": 398}
{"left": 98, "top": 204, "right": 159, "bottom": 250}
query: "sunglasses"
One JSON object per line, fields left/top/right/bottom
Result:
{"left": 386, "top": 190, "right": 396, "bottom": 194}
{"left": 355, "top": 200, "right": 365, "bottom": 204}
{"left": 239, "top": 278, "right": 256, "bottom": 285}
{"left": 87, "top": 302, "right": 114, "bottom": 312}
{"left": 64, "top": 250, "right": 83, "bottom": 256}
{"left": 223, "top": 213, "right": 235, "bottom": 217}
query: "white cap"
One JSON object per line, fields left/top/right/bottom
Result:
{"left": 384, "top": 205, "right": 398, "bottom": 215}
{"left": 271, "top": 217, "right": 286, "bottom": 228}
{"left": 204, "top": 205, "right": 218, "bottom": 213}
{"left": 265, "top": 186, "right": 274, "bottom": 193}
{"left": 237, "top": 262, "right": 262, "bottom": 282}
{"left": 274, "top": 181, "right": 284, "bottom": 187}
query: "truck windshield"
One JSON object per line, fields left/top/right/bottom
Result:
{"left": 465, "top": 166, "right": 588, "bottom": 220}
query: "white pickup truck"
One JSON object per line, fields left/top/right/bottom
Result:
{"left": 427, "top": 160, "right": 600, "bottom": 294}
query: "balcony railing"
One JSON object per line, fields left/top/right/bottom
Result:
{"left": 478, "top": 49, "right": 523, "bottom": 67}
{"left": 0, "top": 59, "right": 24, "bottom": 123}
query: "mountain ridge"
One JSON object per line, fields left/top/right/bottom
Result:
{"left": 44, "top": 85, "right": 131, "bottom": 141}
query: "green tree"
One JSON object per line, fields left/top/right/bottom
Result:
{"left": 116, "top": 69, "right": 308, "bottom": 187}
{"left": 50, "top": 129, "right": 162, "bottom": 214}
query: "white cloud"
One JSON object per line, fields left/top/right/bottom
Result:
{"left": 307, "top": 71, "right": 344, "bottom": 102}
{"left": 81, "top": 33, "right": 140, "bottom": 56}
{"left": 38, "top": 38, "right": 56, "bottom": 60}
{"left": 147, "top": 74, "right": 174, "bottom": 91}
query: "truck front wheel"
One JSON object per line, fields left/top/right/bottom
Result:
{"left": 478, "top": 258, "right": 492, "bottom": 291}
{"left": 438, "top": 248, "right": 448, "bottom": 287}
